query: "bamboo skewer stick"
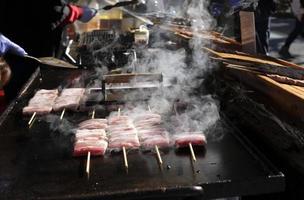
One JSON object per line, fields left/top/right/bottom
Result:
{"left": 174, "top": 104, "right": 197, "bottom": 162}
{"left": 122, "top": 146, "right": 128, "bottom": 169}
{"left": 117, "top": 108, "right": 128, "bottom": 169}
{"left": 155, "top": 145, "right": 163, "bottom": 165}
{"left": 147, "top": 105, "right": 163, "bottom": 166}
{"left": 86, "top": 151, "right": 91, "bottom": 177}
{"left": 60, "top": 108, "right": 66, "bottom": 120}
{"left": 118, "top": 107, "right": 121, "bottom": 116}
{"left": 189, "top": 143, "right": 197, "bottom": 162}
{"left": 91, "top": 109, "right": 95, "bottom": 119}
{"left": 28, "top": 112, "right": 36, "bottom": 126}
{"left": 85, "top": 109, "right": 96, "bottom": 177}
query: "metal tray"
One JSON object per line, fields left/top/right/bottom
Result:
{"left": 0, "top": 67, "right": 284, "bottom": 200}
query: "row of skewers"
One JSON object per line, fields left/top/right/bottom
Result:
{"left": 73, "top": 108, "right": 206, "bottom": 177}
{"left": 24, "top": 89, "right": 207, "bottom": 177}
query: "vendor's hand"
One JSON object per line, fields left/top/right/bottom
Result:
{"left": 0, "top": 34, "right": 26, "bottom": 57}
{"left": 78, "top": 6, "right": 98, "bottom": 23}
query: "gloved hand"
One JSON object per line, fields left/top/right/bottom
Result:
{"left": 0, "top": 34, "right": 26, "bottom": 56}
{"left": 78, "top": 6, "right": 98, "bottom": 23}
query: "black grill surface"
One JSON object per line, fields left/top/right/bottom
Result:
{"left": 0, "top": 67, "right": 284, "bottom": 200}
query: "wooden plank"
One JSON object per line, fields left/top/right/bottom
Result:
{"left": 240, "top": 11, "right": 257, "bottom": 54}
{"left": 104, "top": 73, "right": 163, "bottom": 83}
{"left": 225, "top": 66, "right": 304, "bottom": 118}
{"left": 206, "top": 47, "right": 303, "bottom": 69}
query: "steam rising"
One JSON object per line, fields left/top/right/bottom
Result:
{"left": 121, "top": 0, "right": 221, "bottom": 139}
{"left": 46, "top": 1, "right": 223, "bottom": 141}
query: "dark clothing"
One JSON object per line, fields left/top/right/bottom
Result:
{"left": 0, "top": 0, "right": 70, "bottom": 57}
{"left": 255, "top": 17, "right": 271, "bottom": 54}
{"left": 254, "top": 0, "right": 276, "bottom": 54}
{"left": 283, "top": 18, "right": 304, "bottom": 48}
{"left": 301, "top": 0, "right": 304, "bottom": 8}
{"left": 0, "top": 0, "right": 71, "bottom": 101}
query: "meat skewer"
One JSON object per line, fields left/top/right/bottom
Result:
{"left": 134, "top": 107, "right": 170, "bottom": 166}
{"left": 173, "top": 106, "right": 206, "bottom": 162}
{"left": 118, "top": 108, "right": 129, "bottom": 169}
{"left": 174, "top": 132, "right": 207, "bottom": 162}
{"left": 23, "top": 89, "right": 59, "bottom": 115}
{"left": 74, "top": 111, "right": 108, "bottom": 177}
{"left": 148, "top": 106, "right": 163, "bottom": 165}
{"left": 53, "top": 88, "right": 85, "bottom": 112}
{"left": 24, "top": 89, "right": 59, "bottom": 126}
{"left": 85, "top": 108, "right": 96, "bottom": 177}
{"left": 107, "top": 108, "right": 140, "bottom": 169}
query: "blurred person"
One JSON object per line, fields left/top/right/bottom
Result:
{"left": 255, "top": 0, "right": 276, "bottom": 55}
{"left": 0, "top": 0, "right": 97, "bottom": 57}
{"left": 209, "top": 0, "right": 275, "bottom": 55}
{"left": 0, "top": 33, "right": 26, "bottom": 112}
{"left": 0, "top": 0, "right": 98, "bottom": 101}
{"left": 279, "top": 0, "right": 304, "bottom": 58}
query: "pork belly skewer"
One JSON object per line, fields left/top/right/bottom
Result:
{"left": 107, "top": 108, "right": 140, "bottom": 169}
{"left": 85, "top": 108, "right": 96, "bottom": 176}
{"left": 74, "top": 113, "right": 108, "bottom": 178}
{"left": 173, "top": 106, "right": 207, "bottom": 162}
{"left": 135, "top": 106, "right": 167, "bottom": 165}
{"left": 174, "top": 132, "right": 207, "bottom": 161}
{"left": 119, "top": 108, "right": 128, "bottom": 169}
{"left": 53, "top": 88, "right": 85, "bottom": 112}
{"left": 23, "top": 89, "right": 59, "bottom": 127}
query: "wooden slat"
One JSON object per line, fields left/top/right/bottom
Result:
{"left": 104, "top": 73, "right": 163, "bottom": 84}
{"left": 225, "top": 65, "right": 304, "bottom": 118}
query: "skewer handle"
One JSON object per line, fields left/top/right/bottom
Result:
{"left": 189, "top": 143, "right": 196, "bottom": 162}
{"left": 60, "top": 108, "right": 66, "bottom": 120}
{"left": 122, "top": 146, "right": 128, "bottom": 169}
{"left": 28, "top": 112, "right": 37, "bottom": 126}
{"left": 91, "top": 109, "right": 95, "bottom": 119}
{"left": 155, "top": 145, "right": 163, "bottom": 165}
{"left": 118, "top": 108, "right": 121, "bottom": 117}
{"left": 86, "top": 151, "right": 91, "bottom": 175}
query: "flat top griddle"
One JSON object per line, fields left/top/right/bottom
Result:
{"left": 0, "top": 68, "right": 284, "bottom": 200}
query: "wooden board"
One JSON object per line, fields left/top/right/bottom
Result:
{"left": 240, "top": 11, "right": 256, "bottom": 54}
{"left": 225, "top": 65, "right": 304, "bottom": 118}
{"left": 205, "top": 47, "right": 303, "bottom": 69}
{"left": 103, "top": 73, "right": 163, "bottom": 83}
{"left": 159, "top": 25, "right": 242, "bottom": 51}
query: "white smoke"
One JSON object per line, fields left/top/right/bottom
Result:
{"left": 119, "top": 0, "right": 222, "bottom": 139}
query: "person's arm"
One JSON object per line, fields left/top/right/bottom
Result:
{"left": 0, "top": 34, "right": 26, "bottom": 56}
{"left": 48, "top": 0, "right": 98, "bottom": 30}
